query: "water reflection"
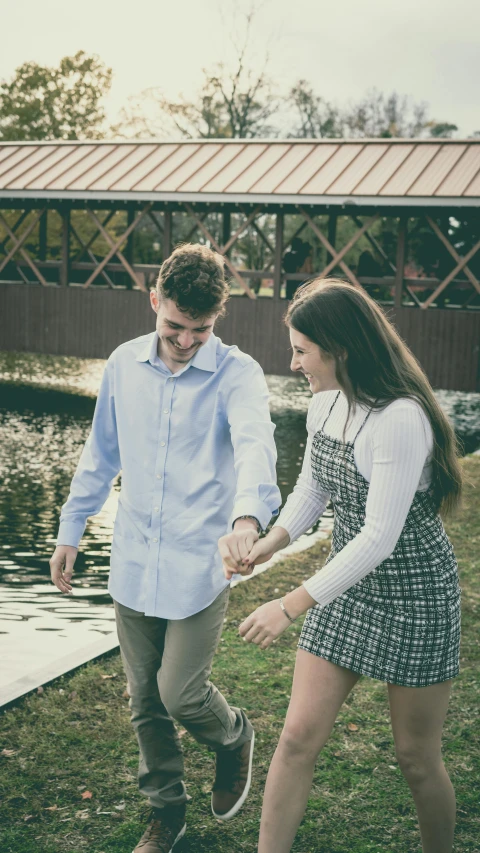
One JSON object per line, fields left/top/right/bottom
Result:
{"left": 0, "top": 362, "right": 479, "bottom": 656}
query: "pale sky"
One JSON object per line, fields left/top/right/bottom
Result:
{"left": 3, "top": 0, "right": 479, "bottom": 136}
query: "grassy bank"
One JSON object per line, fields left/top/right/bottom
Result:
{"left": 1, "top": 457, "right": 479, "bottom": 853}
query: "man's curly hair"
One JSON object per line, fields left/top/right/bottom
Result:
{"left": 156, "top": 243, "right": 229, "bottom": 318}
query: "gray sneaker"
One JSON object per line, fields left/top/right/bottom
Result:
{"left": 133, "top": 804, "right": 186, "bottom": 853}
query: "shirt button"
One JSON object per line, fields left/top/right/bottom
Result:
{"left": 154, "top": 506, "right": 159, "bottom": 512}
{"left": 152, "top": 537, "right": 158, "bottom": 543}
{"left": 160, "top": 441, "right": 166, "bottom": 447}
{"left": 156, "top": 474, "right": 162, "bottom": 479}
{"left": 164, "top": 409, "right": 169, "bottom": 414}
{"left": 168, "top": 377, "right": 174, "bottom": 382}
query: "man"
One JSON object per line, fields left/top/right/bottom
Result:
{"left": 49, "top": 243, "right": 281, "bottom": 853}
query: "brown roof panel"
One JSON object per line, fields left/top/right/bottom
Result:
{"left": 48, "top": 145, "right": 117, "bottom": 190}
{"left": 2, "top": 145, "right": 59, "bottom": 188}
{"left": 225, "top": 144, "right": 292, "bottom": 193}
{"left": 28, "top": 145, "right": 96, "bottom": 189}
{"left": 201, "top": 144, "right": 268, "bottom": 193}
{"left": 0, "top": 145, "right": 19, "bottom": 167}
{"left": 157, "top": 143, "right": 223, "bottom": 192}
{"left": 179, "top": 143, "right": 245, "bottom": 192}
{"left": 352, "top": 143, "right": 414, "bottom": 195}
{"left": 68, "top": 145, "right": 135, "bottom": 190}
{"left": 88, "top": 144, "right": 155, "bottom": 190}
{"left": 435, "top": 145, "right": 480, "bottom": 196}
{"left": 407, "top": 144, "right": 468, "bottom": 196}
{"left": 301, "top": 144, "right": 365, "bottom": 194}
{"left": 326, "top": 144, "right": 388, "bottom": 195}
{"left": 133, "top": 144, "right": 200, "bottom": 191}
{"left": 379, "top": 144, "right": 440, "bottom": 196}
{"left": 274, "top": 144, "right": 338, "bottom": 194}
{"left": 463, "top": 166, "right": 480, "bottom": 197}
{"left": 0, "top": 145, "right": 39, "bottom": 184}
{"left": 249, "top": 144, "right": 314, "bottom": 193}
{"left": 9, "top": 146, "right": 76, "bottom": 190}
{"left": 109, "top": 145, "right": 172, "bottom": 190}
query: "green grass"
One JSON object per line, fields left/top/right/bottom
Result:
{"left": 1, "top": 457, "right": 479, "bottom": 853}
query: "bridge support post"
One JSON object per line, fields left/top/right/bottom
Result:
{"left": 60, "top": 209, "right": 70, "bottom": 287}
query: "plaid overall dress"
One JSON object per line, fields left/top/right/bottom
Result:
{"left": 298, "top": 393, "right": 461, "bottom": 687}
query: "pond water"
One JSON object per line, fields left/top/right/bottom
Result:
{"left": 0, "top": 356, "right": 479, "bottom": 699}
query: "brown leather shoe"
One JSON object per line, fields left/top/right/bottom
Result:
{"left": 211, "top": 731, "right": 255, "bottom": 821}
{"left": 133, "top": 804, "right": 186, "bottom": 852}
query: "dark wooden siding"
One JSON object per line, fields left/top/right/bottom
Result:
{"left": 0, "top": 284, "right": 479, "bottom": 390}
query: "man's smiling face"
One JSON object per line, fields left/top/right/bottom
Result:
{"left": 150, "top": 292, "right": 218, "bottom": 373}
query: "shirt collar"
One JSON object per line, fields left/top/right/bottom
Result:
{"left": 135, "top": 331, "right": 217, "bottom": 374}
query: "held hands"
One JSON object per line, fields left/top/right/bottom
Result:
{"left": 218, "top": 526, "right": 260, "bottom": 581}
{"left": 49, "top": 545, "right": 78, "bottom": 593}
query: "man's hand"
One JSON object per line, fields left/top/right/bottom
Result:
{"left": 49, "top": 545, "right": 78, "bottom": 593}
{"left": 218, "top": 521, "right": 259, "bottom": 581}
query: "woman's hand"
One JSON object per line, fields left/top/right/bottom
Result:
{"left": 239, "top": 600, "right": 292, "bottom": 648}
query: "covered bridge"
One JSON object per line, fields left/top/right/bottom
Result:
{"left": 0, "top": 138, "right": 479, "bottom": 389}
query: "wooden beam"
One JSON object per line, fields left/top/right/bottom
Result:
{"left": 83, "top": 205, "right": 152, "bottom": 290}
{"left": 0, "top": 209, "right": 48, "bottom": 285}
{"left": 222, "top": 210, "right": 231, "bottom": 254}
{"left": 395, "top": 216, "right": 407, "bottom": 309}
{"left": 0, "top": 209, "right": 30, "bottom": 256}
{"left": 351, "top": 214, "right": 396, "bottom": 274}
{"left": 60, "top": 209, "right": 70, "bottom": 286}
{"left": 222, "top": 206, "right": 261, "bottom": 256}
{"left": 39, "top": 210, "right": 47, "bottom": 262}
{"left": 70, "top": 222, "right": 115, "bottom": 288}
{"left": 273, "top": 212, "right": 284, "bottom": 300}
{"left": 184, "top": 203, "right": 256, "bottom": 299}
{"left": 163, "top": 210, "right": 172, "bottom": 260}
{"left": 321, "top": 213, "right": 380, "bottom": 279}
{"left": 425, "top": 215, "right": 480, "bottom": 296}
{"left": 71, "top": 210, "right": 115, "bottom": 263}
{"left": 297, "top": 207, "right": 361, "bottom": 288}
{"left": 422, "top": 237, "right": 480, "bottom": 309}
{"left": 327, "top": 213, "right": 337, "bottom": 265}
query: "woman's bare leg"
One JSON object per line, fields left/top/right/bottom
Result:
{"left": 258, "top": 651, "right": 360, "bottom": 853}
{"left": 388, "top": 680, "right": 455, "bottom": 853}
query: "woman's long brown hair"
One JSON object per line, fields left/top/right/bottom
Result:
{"left": 286, "top": 277, "right": 463, "bottom": 515}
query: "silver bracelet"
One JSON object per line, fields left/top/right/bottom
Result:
{"left": 279, "top": 597, "right": 297, "bottom": 624}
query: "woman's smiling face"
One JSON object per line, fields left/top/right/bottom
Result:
{"left": 289, "top": 327, "right": 341, "bottom": 394}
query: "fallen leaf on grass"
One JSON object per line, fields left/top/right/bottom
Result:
{"left": 81, "top": 791, "right": 93, "bottom": 800}
{"left": 69, "top": 691, "right": 78, "bottom": 700}
{"left": 178, "top": 727, "right": 187, "bottom": 738}
{"left": 23, "top": 815, "right": 34, "bottom": 822}
{"left": 1, "top": 748, "right": 17, "bottom": 757}
{"left": 75, "top": 809, "right": 90, "bottom": 820}
{"left": 44, "top": 805, "right": 58, "bottom": 812}
{"left": 101, "top": 673, "right": 117, "bottom": 680}
{"left": 347, "top": 723, "right": 359, "bottom": 732}
{"left": 115, "top": 802, "right": 126, "bottom": 811}
{"left": 122, "top": 689, "right": 130, "bottom": 699}
{"left": 37, "top": 686, "right": 44, "bottom": 695}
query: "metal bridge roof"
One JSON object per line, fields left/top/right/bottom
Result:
{"left": 0, "top": 139, "right": 479, "bottom": 207}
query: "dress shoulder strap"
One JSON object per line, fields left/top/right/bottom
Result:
{"left": 352, "top": 404, "right": 375, "bottom": 444}
{"left": 321, "top": 391, "right": 341, "bottom": 431}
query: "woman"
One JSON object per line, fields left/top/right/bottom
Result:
{"left": 226, "top": 278, "right": 462, "bottom": 853}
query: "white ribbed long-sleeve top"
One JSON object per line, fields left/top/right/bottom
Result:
{"left": 274, "top": 390, "right": 434, "bottom": 606}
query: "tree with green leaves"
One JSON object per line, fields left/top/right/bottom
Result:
{"left": 0, "top": 51, "right": 112, "bottom": 141}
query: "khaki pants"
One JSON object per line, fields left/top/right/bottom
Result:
{"left": 114, "top": 588, "right": 253, "bottom": 809}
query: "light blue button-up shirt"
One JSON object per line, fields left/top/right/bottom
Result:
{"left": 57, "top": 331, "right": 281, "bottom": 619}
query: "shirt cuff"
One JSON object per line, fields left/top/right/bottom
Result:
{"left": 231, "top": 498, "right": 275, "bottom": 532}
{"left": 57, "top": 520, "right": 87, "bottom": 549}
